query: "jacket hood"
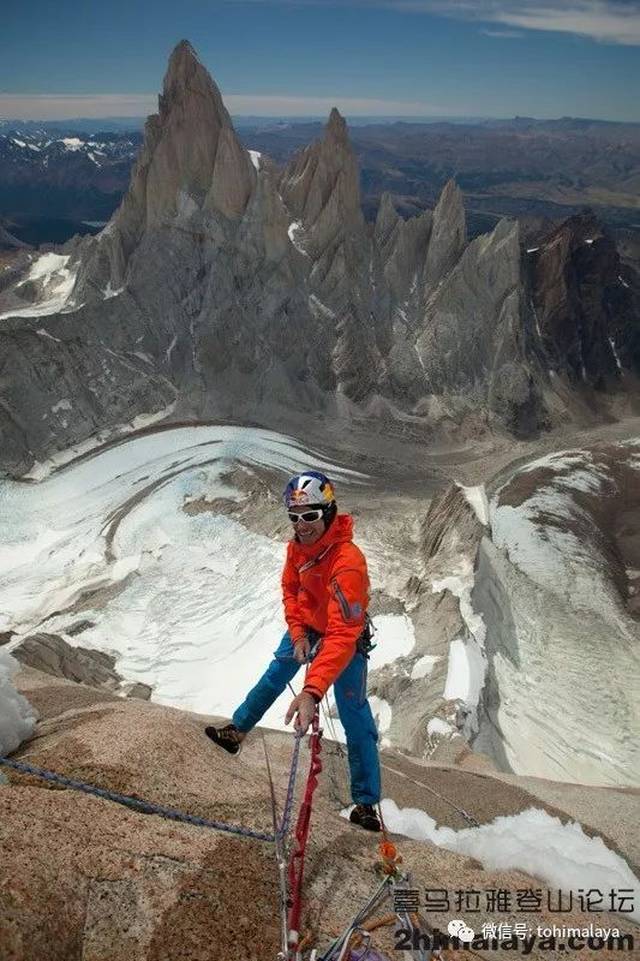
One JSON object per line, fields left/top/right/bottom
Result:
{"left": 291, "top": 513, "right": 354, "bottom": 558}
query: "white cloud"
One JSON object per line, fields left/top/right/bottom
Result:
{"left": 489, "top": 1, "right": 640, "bottom": 45}
{"left": 391, "top": 1, "right": 640, "bottom": 45}
{"left": 480, "top": 28, "right": 524, "bottom": 38}
{"left": 226, "top": 0, "right": 640, "bottom": 46}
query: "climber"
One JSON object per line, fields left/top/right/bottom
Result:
{"left": 206, "top": 469, "right": 382, "bottom": 831}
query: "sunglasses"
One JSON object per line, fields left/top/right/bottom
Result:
{"left": 288, "top": 508, "right": 324, "bottom": 524}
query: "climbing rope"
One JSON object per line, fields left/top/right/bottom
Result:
{"left": 380, "top": 761, "right": 479, "bottom": 828}
{"left": 0, "top": 735, "right": 306, "bottom": 845}
{"left": 278, "top": 728, "right": 304, "bottom": 841}
{"left": 287, "top": 708, "right": 323, "bottom": 955}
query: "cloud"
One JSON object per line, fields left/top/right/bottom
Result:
{"left": 390, "top": 1, "right": 640, "bottom": 45}
{"left": 0, "top": 92, "right": 454, "bottom": 121}
{"left": 486, "top": 1, "right": 640, "bottom": 45}
{"left": 226, "top": 0, "right": 640, "bottom": 46}
{"left": 480, "top": 27, "right": 524, "bottom": 37}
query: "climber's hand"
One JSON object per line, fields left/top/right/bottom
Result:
{"left": 285, "top": 691, "right": 316, "bottom": 734}
{"left": 293, "top": 636, "right": 311, "bottom": 664}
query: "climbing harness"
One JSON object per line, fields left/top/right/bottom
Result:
{"left": 356, "top": 613, "right": 377, "bottom": 659}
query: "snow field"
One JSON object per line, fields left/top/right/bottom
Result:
{"left": 0, "top": 425, "right": 409, "bottom": 733}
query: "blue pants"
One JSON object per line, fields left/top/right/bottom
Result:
{"left": 232, "top": 631, "right": 381, "bottom": 805}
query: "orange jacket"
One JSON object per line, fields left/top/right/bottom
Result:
{"left": 281, "top": 513, "right": 369, "bottom": 701}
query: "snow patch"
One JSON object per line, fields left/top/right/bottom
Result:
{"left": 60, "top": 137, "right": 84, "bottom": 151}
{"left": 619, "top": 275, "right": 629, "bottom": 289}
{"left": 456, "top": 482, "right": 489, "bottom": 526}
{"left": 103, "top": 281, "right": 124, "bottom": 299}
{"left": 308, "top": 294, "right": 336, "bottom": 320}
{"left": 36, "top": 328, "right": 61, "bottom": 343}
{"left": 0, "top": 649, "right": 37, "bottom": 756}
{"left": 0, "top": 252, "right": 78, "bottom": 321}
{"left": 369, "top": 695, "right": 392, "bottom": 733}
{"left": 288, "top": 221, "right": 308, "bottom": 255}
{"left": 427, "top": 717, "right": 454, "bottom": 737}
{"left": 609, "top": 337, "right": 623, "bottom": 373}
{"left": 410, "top": 654, "right": 439, "bottom": 680}
{"left": 367, "top": 613, "right": 415, "bottom": 669}
{"left": 248, "top": 150, "right": 261, "bottom": 170}
{"left": 51, "top": 399, "right": 72, "bottom": 414}
{"left": 432, "top": 556, "right": 487, "bottom": 734}
{"left": 166, "top": 334, "right": 178, "bottom": 364}
{"left": 378, "top": 801, "right": 640, "bottom": 925}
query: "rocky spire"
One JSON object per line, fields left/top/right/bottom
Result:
{"left": 326, "top": 107, "right": 349, "bottom": 145}
{"left": 117, "top": 41, "right": 255, "bottom": 243}
{"left": 424, "top": 179, "right": 466, "bottom": 288}
{"left": 374, "top": 193, "right": 401, "bottom": 252}
{"left": 279, "top": 107, "right": 363, "bottom": 244}
{"left": 74, "top": 40, "right": 256, "bottom": 295}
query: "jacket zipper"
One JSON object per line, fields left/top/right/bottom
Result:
{"left": 332, "top": 578, "right": 352, "bottom": 620}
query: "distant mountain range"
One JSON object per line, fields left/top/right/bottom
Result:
{"left": 0, "top": 41, "right": 638, "bottom": 477}
{"left": 1, "top": 114, "right": 639, "bottom": 247}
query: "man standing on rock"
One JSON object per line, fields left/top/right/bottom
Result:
{"left": 206, "top": 470, "right": 382, "bottom": 831}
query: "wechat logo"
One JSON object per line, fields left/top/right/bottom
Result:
{"left": 448, "top": 919, "right": 475, "bottom": 943}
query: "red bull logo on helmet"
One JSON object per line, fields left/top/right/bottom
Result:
{"left": 289, "top": 488, "right": 311, "bottom": 504}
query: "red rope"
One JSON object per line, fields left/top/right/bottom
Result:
{"left": 287, "top": 708, "right": 323, "bottom": 943}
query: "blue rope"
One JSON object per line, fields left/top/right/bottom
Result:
{"left": 277, "top": 729, "right": 303, "bottom": 841}
{"left": 0, "top": 754, "right": 287, "bottom": 844}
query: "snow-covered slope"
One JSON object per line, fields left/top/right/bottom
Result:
{"left": 474, "top": 442, "right": 640, "bottom": 786}
{"left": 0, "top": 425, "right": 412, "bottom": 733}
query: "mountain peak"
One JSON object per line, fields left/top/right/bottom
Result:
{"left": 424, "top": 178, "right": 466, "bottom": 286}
{"left": 326, "top": 107, "right": 348, "bottom": 143}
{"left": 161, "top": 39, "right": 226, "bottom": 120}
{"left": 170, "top": 38, "right": 200, "bottom": 64}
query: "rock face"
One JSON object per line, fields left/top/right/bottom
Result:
{"left": 0, "top": 40, "right": 638, "bottom": 476}
{"left": 529, "top": 212, "right": 640, "bottom": 387}
{"left": 0, "top": 222, "right": 29, "bottom": 251}
{"left": 2, "top": 665, "right": 637, "bottom": 960}
{"left": 369, "top": 481, "right": 489, "bottom": 760}
{"left": 13, "top": 634, "right": 152, "bottom": 700}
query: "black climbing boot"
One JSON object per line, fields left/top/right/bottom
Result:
{"left": 205, "top": 723, "right": 245, "bottom": 755}
{"left": 349, "top": 803, "right": 381, "bottom": 832}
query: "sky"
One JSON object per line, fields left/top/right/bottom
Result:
{"left": 1, "top": 0, "right": 639, "bottom": 122}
